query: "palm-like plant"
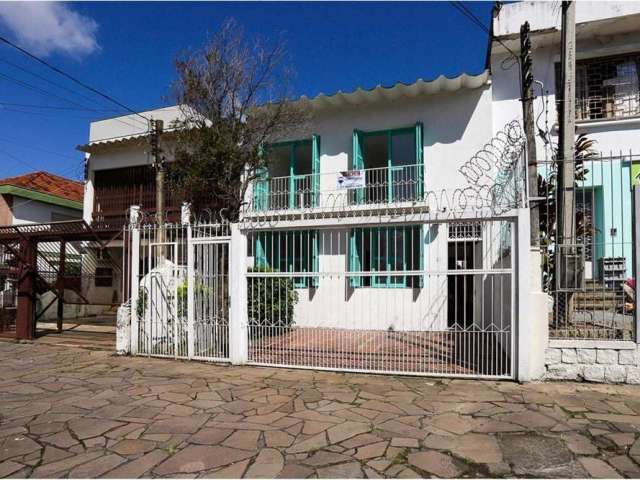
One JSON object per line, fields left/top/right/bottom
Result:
{"left": 538, "top": 134, "right": 599, "bottom": 292}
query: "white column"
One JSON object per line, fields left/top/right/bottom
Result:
{"left": 229, "top": 223, "right": 248, "bottom": 364}
{"left": 187, "top": 224, "right": 195, "bottom": 359}
{"left": 129, "top": 220, "right": 141, "bottom": 355}
{"left": 516, "top": 207, "right": 548, "bottom": 381}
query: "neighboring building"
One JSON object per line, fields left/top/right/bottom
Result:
{"left": 0, "top": 171, "right": 83, "bottom": 310}
{"left": 79, "top": 106, "right": 186, "bottom": 227}
{"left": 0, "top": 171, "right": 83, "bottom": 225}
{"left": 490, "top": 1, "right": 640, "bottom": 281}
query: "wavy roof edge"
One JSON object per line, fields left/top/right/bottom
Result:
{"left": 79, "top": 70, "right": 490, "bottom": 150}
{"left": 300, "top": 70, "right": 491, "bottom": 107}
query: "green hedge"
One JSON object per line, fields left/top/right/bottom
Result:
{"left": 247, "top": 267, "right": 298, "bottom": 337}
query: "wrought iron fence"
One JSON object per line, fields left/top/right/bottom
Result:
{"left": 125, "top": 222, "right": 231, "bottom": 360}
{"left": 539, "top": 153, "right": 637, "bottom": 340}
{"left": 576, "top": 92, "right": 640, "bottom": 122}
{"left": 246, "top": 218, "right": 515, "bottom": 378}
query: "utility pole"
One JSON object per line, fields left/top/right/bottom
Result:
{"left": 150, "top": 119, "right": 165, "bottom": 241}
{"left": 557, "top": 0, "right": 577, "bottom": 319}
{"left": 520, "top": 21, "right": 539, "bottom": 248}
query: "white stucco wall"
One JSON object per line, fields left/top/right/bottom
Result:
{"left": 86, "top": 83, "right": 514, "bottom": 339}
{"left": 89, "top": 105, "right": 185, "bottom": 143}
{"left": 244, "top": 86, "right": 512, "bottom": 334}
{"left": 311, "top": 86, "right": 494, "bottom": 200}
{"left": 491, "top": 36, "right": 640, "bottom": 157}
{"left": 11, "top": 198, "right": 81, "bottom": 225}
{"left": 493, "top": 1, "right": 640, "bottom": 38}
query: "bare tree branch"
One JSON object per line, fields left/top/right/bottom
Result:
{"left": 167, "top": 18, "right": 310, "bottom": 219}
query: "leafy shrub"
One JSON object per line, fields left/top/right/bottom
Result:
{"left": 247, "top": 266, "right": 298, "bottom": 337}
{"left": 136, "top": 288, "right": 148, "bottom": 318}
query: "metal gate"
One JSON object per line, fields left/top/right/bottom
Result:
{"left": 245, "top": 217, "right": 516, "bottom": 379}
{"left": 189, "top": 225, "right": 230, "bottom": 361}
{"left": 129, "top": 223, "right": 230, "bottom": 361}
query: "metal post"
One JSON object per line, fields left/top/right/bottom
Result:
{"left": 16, "top": 238, "right": 36, "bottom": 340}
{"left": 56, "top": 240, "right": 66, "bottom": 333}
{"left": 229, "top": 223, "right": 248, "bottom": 364}
{"left": 633, "top": 186, "right": 640, "bottom": 343}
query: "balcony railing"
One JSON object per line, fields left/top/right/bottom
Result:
{"left": 576, "top": 92, "right": 640, "bottom": 121}
{"left": 248, "top": 164, "right": 424, "bottom": 214}
{"left": 92, "top": 184, "right": 182, "bottom": 227}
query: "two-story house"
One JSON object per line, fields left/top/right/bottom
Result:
{"left": 83, "top": 71, "right": 524, "bottom": 374}
{"left": 490, "top": 1, "right": 640, "bottom": 284}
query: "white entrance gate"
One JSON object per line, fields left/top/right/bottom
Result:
{"left": 189, "top": 225, "right": 231, "bottom": 361}
{"left": 244, "top": 216, "right": 517, "bottom": 379}
{"left": 129, "top": 223, "right": 231, "bottom": 361}
{"left": 126, "top": 214, "right": 524, "bottom": 380}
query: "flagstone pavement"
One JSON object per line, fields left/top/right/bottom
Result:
{"left": 2, "top": 342, "right": 640, "bottom": 478}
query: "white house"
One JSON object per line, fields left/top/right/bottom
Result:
{"left": 80, "top": 1, "right": 640, "bottom": 381}
{"left": 81, "top": 72, "right": 526, "bottom": 378}
{"left": 490, "top": 1, "right": 640, "bottom": 383}
{"left": 490, "top": 1, "right": 640, "bottom": 281}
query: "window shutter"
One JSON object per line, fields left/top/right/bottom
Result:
{"left": 352, "top": 130, "right": 364, "bottom": 169}
{"left": 311, "top": 230, "right": 319, "bottom": 288}
{"left": 415, "top": 121, "right": 424, "bottom": 200}
{"left": 418, "top": 225, "right": 425, "bottom": 288}
{"left": 352, "top": 130, "right": 364, "bottom": 204}
{"left": 255, "top": 233, "right": 268, "bottom": 268}
{"left": 349, "top": 228, "right": 362, "bottom": 287}
{"left": 312, "top": 135, "right": 321, "bottom": 207}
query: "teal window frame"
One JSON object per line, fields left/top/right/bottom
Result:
{"left": 255, "top": 230, "right": 319, "bottom": 288}
{"left": 348, "top": 225, "right": 423, "bottom": 289}
{"left": 352, "top": 122, "right": 424, "bottom": 204}
{"left": 254, "top": 136, "right": 321, "bottom": 210}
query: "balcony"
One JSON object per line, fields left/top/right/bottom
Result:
{"left": 92, "top": 184, "right": 182, "bottom": 227}
{"left": 246, "top": 163, "right": 425, "bottom": 216}
{"left": 576, "top": 92, "right": 640, "bottom": 122}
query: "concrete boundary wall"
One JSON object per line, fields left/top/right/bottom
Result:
{"left": 545, "top": 339, "right": 640, "bottom": 384}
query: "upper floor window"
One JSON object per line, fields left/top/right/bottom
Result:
{"left": 557, "top": 53, "right": 640, "bottom": 121}
{"left": 352, "top": 123, "right": 424, "bottom": 204}
{"left": 254, "top": 136, "right": 320, "bottom": 211}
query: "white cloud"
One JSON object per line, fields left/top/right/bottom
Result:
{"left": 0, "top": 2, "right": 99, "bottom": 57}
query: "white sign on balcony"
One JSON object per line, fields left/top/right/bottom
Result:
{"left": 337, "top": 170, "right": 365, "bottom": 189}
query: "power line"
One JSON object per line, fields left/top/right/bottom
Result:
{"left": 0, "top": 102, "right": 116, "bottom": 112}
{"left": 0, "top": 148, "right": 81, "bottom": 178}
{"left": 0, "top": 136, "right": 81, "bottom": 161}
{"left": 449, "top": 1, "right": 520, "bottom": 61}
{"left": 0, "top": 57, "right": 125, "bottom": 116}
{"left": 0, "top": 106, "right": 106, "bottom": 121}
{"left": 0, "top": 34, "right": 150, "bottom": 126}
{"left": 0, "top": 70, "right": 149, "bottom": 131}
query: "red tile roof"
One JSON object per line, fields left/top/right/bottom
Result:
{"left": 0, "top": 171, "right": 83, "bottom": 203}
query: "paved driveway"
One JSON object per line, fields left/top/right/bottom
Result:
{"left": 1, "top": 342, "right": 640, "bottom": 478}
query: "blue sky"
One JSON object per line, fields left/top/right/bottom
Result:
{"left": 0, "top": 1, "right": 493, "bottom": 181}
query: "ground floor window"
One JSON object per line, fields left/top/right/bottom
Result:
{"left": 254, "top": 230, "right": 319, "bottom": 288}
{"left": 349, "top": 225, "right": 423, "bottom": 288}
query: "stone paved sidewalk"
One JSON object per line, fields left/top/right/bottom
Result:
{"left": 1, "top": 342, "right": 640, "bottom": 478}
